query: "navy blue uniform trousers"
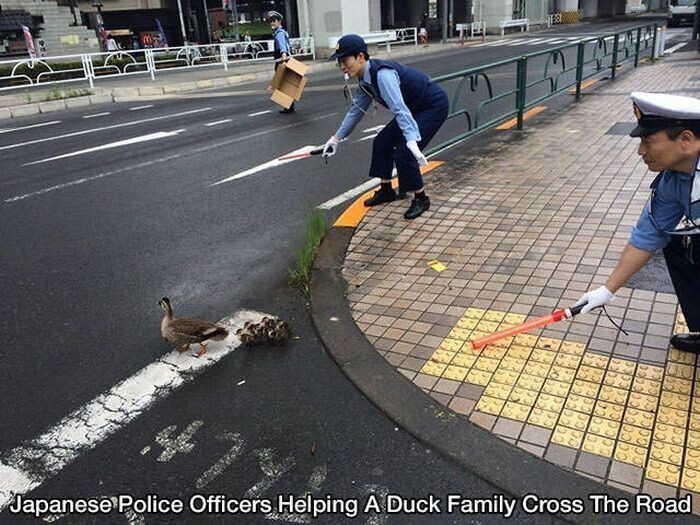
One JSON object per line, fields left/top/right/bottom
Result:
{"left": 664, "top": 235, "right": 700, "bottom": 331}
{"left": 369, "top": 88, "right": 449, "bottom": 193}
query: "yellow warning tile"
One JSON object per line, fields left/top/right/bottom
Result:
{"left": 542, "top": 379, "right": 571, "bottom": 398}
{"left": 476, "top": 396, "right": 505, "bottom": 416}
{"left": 536, "top": 337, "right": 561, "bottom": 351}
{"left": 476, "top": 320, "right": 500, "bottom": 333}
{"left": 457, "top": 317, "right": 479, "bottom": 330}
{"left": 530, "top": 349, "right": 556, "bottom": 365}
{"left": 560, "top": 341, "right": 586, "bottom": 355}
{"left": 452, "top": 353, "right": 477, "bottom": 368}
{"left": 603, "top": 371, "right": 633, "bottom": 390}
{"left": 689, "top": 414, "right": 700, "bottom": 432}
{"left": 528, "top": 408, "right": 559, "bottom": 429}
{"left": 438, "top": 338, "right": 464, "bottom": 353}
{"left": 548, "top": 366, "right": 576, "bottom": 383}
{"left": 593, "top": 401, "right": 625, "bottom": 421}
{"left": 608, "top": 357, "right": 637, "bottom": 375}
{"left": 582, "top": 353, "right": 610, "bottom": 369}
{"left": 632, "top": 377, "right": 663, "bottom": 397}
{"left": 628, "top": 392, "right": 659, "bottom": 412}
{"left": 492, "top": 369, "right": 519, "bottom": 385}
{"left": 675, "top": 324, "right": 689, "bottom": 334}
{"left": 507, "top": 345, "right": 532, "bottom": 360}
{"left": 442, "top": 365, "right": 469, "bottom": 381}
{"left": 669, "top": 349, "right": 695, "bottom": 365}
{"left": 623, "top": 408, "right": 655, "bottom": 429}
{"left": 646, "top": 460, "right": 681, "bottom": 486}
{"left": 558, "top": 409, "right": 590, "bottom": 432}
{"left": 619, "top": 424, "right": 652, "bottom": 447}
{"left": 614, "top": 442, "right": 648, "bottom": 467}
{"left": 484, "top": 382, "right": 513, "bottom": 400}
{"left": 660, "top": 391, "right": 691, "bottom": 412}
{"left": 430, "top": 350, "right": 456, "bottom": 364}
{"left": 689, "top": 430, "right": 700, "bottom": 450}
{"left": 465, "top": 308, "right": 487, "bottom": 319}
{"left": 482, "top": 346, "right": 508, "bottom": 359}
{"left": 685, "top": 449, "right": 700, "bottom": 470}
{"left": 649, "top": 440, "right": 683, "bottom": 465}
{"left": 577, "top": 365, "right": 605, "bottom": 383}
{"left": 636, "top": 364, "right": 664, "bottom": 382}
{"left": 467, "top": 369, "right": 493, "bottom": 386}
{"left": 588, "top": 416, "right": 621, "bottom": 439}
{"left": 598, "top": 385, "right": 629, "bottom": 405}
{"left": 565, "top": 394, "right": 595, "bottom": 414}
{"left": 448, "top": 328, "right": 472, "bottom": 341}
{"left": 554, "top": 353, "right": 582, "bottom": 370}
{"left": 513, "top": 334, "right": 538, "bottom": 347}
{"left": 571, "top": 380, "right": 601, "bottom": 399}
{"left": 509, "top": 387, "right": 538, "bottom": 406}
{"left": 516, "top": 373, "right": 546, "bottom": 392}
{"left": 421, "top": 361, "right": 447, "bottom": 376}
{"left": 582, "top": 434, "right": 615, "bottom": 457}
{"left": 501, "top": 401, "right": 531, "bottom": 421}
{"left": 666, "top": 363, "right": 693, "bottom": 381}
{"left": 653, "top": 423, "right": 686, "bottom": 447}
{"left": 503, "top": 314, "right": 526, "bottom": 325}
{"left": 500, "top": 357, "right": 527, "bottom": 373}
{"left": 657, "top": 406, "right": 689, "bottom": 428}
{"left": 663, "top": 376, "right": 692, "bottom": 396}
{"left": 681, "top": 468, "right": 700, "bottom": 492}
{"left": 524, "top": 361, "right": 551, "bottom": 378}
{"left": 535, "top": 393, "right": 566, "bottom": 413}
{"left": 552, "top": 426, "right": 584, "bottom": 449}
{"left": 473, "top": 356, "right": 501, "bottom": 373}
{"left": 483, "top": 311, "right": 506, "bottom": 322}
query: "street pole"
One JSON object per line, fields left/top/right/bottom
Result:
{"left": 232, "top": 0, "right": 240, "bottom": 40}
{"left": 694, "top": 0, "right": 699, "bottom": 51}
{"left": 202, "top": 0, "right": 212, "bottom": 43}
{"left": 441, "top": 0, "right": 448, "bottom": 42}
{"left": 176, "top": 0, "right": 188, "bottom": 45}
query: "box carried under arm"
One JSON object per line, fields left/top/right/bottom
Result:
{"left": 270, "top": 57, "right": 308, "bottom": 109}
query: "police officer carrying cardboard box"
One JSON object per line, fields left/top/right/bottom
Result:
{"left": 266, "top": 10, "right": 295, "bottom": 114}
{"left": 322, "top": 34, "right": 449, "bottom": 220}
{"left": 576, "top": 92, "right": 700, "bottom": 352}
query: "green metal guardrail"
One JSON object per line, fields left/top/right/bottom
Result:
{"left": 425, "top": 23, "right": 658, "bottom": 156}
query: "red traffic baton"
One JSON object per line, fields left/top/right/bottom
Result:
{"left": 470, "top": 303, "right": 585, "bottom": 350}
{"left": 277, "top": 146, "right": 325, "bottom": 161}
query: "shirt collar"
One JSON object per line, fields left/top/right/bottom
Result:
{"left": 361, "top": 60, "right": 372, "bottom": 84}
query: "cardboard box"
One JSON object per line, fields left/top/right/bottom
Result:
{"left": 270, "top": 57, "right": 308, "bottom": 109}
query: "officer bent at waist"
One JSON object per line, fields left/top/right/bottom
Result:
{"left": 322, "top": 34, "right": 450, "bottom": 220}
{"left": 576, "top": 92, "right": 700, "bottom": 353}
{"left": 265, "top": 10, "right": 295, "bottom": 114}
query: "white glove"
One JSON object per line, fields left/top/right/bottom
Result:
{"left": 407, "top": 140, "right": 428, "bottom": 167}
{"left": 322, "top": 136, "right": 339, "bottom": 158}
{"left": 575, "top": 286, "right": 615, "bottom": 315}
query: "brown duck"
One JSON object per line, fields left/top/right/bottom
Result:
{"left": 158, "top": 297, "right": 228, "bottom": 357}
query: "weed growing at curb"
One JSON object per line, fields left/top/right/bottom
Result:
{"left": 289, "top": 209, "right": 327, "bottom": 296}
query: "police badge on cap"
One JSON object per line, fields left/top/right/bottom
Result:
{"left": 630, "top": 92, "right": 700, "bottom": 138}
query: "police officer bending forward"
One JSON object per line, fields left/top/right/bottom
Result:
{"left": 577, "top": 92, "right": 700, "bottom": 353}
{"left": 322, "top": 34, "right": 449, "bottom": 220}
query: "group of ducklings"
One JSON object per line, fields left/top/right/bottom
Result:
{"left": 159, "top": 297, "right": 291, "bottom": 357}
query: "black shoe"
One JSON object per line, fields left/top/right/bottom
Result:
{"left": 404, "top": 196, "right": 430, "bottom": 220}
{"left": 670, "top": 333, "right": 700, "bottom": 353}
{"left": 364, "top": 188, "right": 397, "bottom": 207}
{"left": 279, "top": 106, "right": 295, "bottom": 114}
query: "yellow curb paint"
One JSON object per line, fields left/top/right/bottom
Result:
{"left": 333, "top": 161, "right": 444, "bottom": 228}
{"left": 569, "top": 78, "right": 599, "bottom": 94}
{"left": 495, "top": 106, "right": 547, "bottom": 130}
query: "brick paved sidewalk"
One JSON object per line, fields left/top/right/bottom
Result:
{"left": 341, "top": 48, "right": 700, "bottom": 508}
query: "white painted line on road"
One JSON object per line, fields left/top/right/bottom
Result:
{"left": 520, "top": 38, "right": 547, "bottom": 45}
{"left": 82, "top": 112, "right": 110, "bottom": 119}
{"left": 472, "top": 39, "right": 505, "bottom": 47}
{"left": 249, "top": 110, "right": 272, "bottom": 117}
{"left": 205, "top": 119, "right": 232, "bottom": 127}
{"left": 0, "top": 309, "right": 267, "bottom": 512}
{"left": 362, "top": 125, "right": 384, "bottom": 133}
{"left": 23, "top": 130, "right": 186, "bottom": 165}
{"left": 210, "top": 145, "right": 316, "bottom": 186}
{"left": 129, "top": 105, "right": 154, "bottom": 111}
{"left": 317, "top": 178, "right": 380, "bottom": 210}
{"left": 0, "top": 107, "right": 211, "bottom": 152}
{"left": 0, "top": 120, "right": 60, "bottom": 135}
{"left": 665, "top": 42, "right": 688, "bottom": 55}
{"left": 358, "top": 133, "right": 378, "bottom": 142}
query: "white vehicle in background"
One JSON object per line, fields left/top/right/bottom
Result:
{"left": 667, "top": 0, "right": 696, "bottom": 27}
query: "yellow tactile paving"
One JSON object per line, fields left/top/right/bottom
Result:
{"left": 420, "top": 307, "right": 700, "bottom": 491}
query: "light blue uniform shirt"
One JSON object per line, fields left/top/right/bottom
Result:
{"left": 273, "top": 27, "right": 291, "bottom": 57}
{"left": 335, "top": 60, "right": 422, "bottom": 143}
{"left": 630, "top": 155, "right": 700, "bottom": 252}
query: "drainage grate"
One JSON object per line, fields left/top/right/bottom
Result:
{"left": 606, "top": 122, "right": 636, "bottom": 135}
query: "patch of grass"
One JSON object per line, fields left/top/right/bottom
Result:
{"left": 42, "top": 87, "right": 94, "bottom": 101}
{"left": 288, "top": 209, "right": 327, "bottom": 296}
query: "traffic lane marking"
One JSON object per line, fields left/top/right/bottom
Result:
{"left": 0, "top": 121, "right": 61, "bottom": 135}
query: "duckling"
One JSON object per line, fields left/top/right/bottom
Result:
{"left": 235, "top": 324, "right": 256, "bottom": 347}
{"left": 235, "top": 317, "right": 292, "bottom": 347}
{"left": 158, "top": 297, "right": 228, "bottom": 358}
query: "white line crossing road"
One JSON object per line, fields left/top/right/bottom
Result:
{"left": 210, "top": 145, "right": 318, "bottom": 186}
{"left": 205, "top": 119, "right": 233, "bottom": 127}
{"left": 0, "top": 121, "right": 60, "bottom": 134}
{"left": 0, "top": 309, "right": 269, "bottom": 513}
{"left": 472, "top": 35, "right": 621, "bottom": 49}
{"left": 82, "top": 112, "right": 111, "bottom": 119}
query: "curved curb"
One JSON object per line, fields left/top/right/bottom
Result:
{"left": 309, "top": 226, "right": 697, "bottom": 525}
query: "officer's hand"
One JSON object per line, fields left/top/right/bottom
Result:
{"left": 407, "top": 140, "right": 428, "bottom": 167}
{"left": 266, "top": 84, "right": 273, "bottom": 93}
{"left": 323, "top": 136, "right": 339, "bottom": 158}
{"left": 575, "top": 286, "right": 614, "bottom": 315}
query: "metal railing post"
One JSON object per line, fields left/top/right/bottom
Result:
{"left": 81, "top": 54, "right": 94, "bottom": 88}
{"left": 611, "top": 33, "right": 619, "bottom": 79}
{"left": 575, "top": 41, "right": 585, "bottom": 100}
{"left": 634, "top": 27, "right": 642, "bottom": 67}
{"left": 146, "top": 49, "right": 155, "bottom": 81}
{"left": 220, "top": 44, "right": 228, "bottom": 71}
{"left": 516, "top": 56, "right": 527, "bottom": 131}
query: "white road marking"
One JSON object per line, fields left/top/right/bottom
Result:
{"left": 129, "top": 105, "right": 154, "bottom": 111}
{"left": 23, "top": 130, "right": 186, "bottom": 165}
{"left": 249, "top": 110, "right": 272, "bottom": 117}
{"left": 316, "top": 178, "right": 381, "bottom": 210}
{"left": 362, "top": 125, "right": 385, "bottom": 133}
{"left": 472, "top": 39, "right": 506, "bottom": 47}
{"left": 82, "top": 112, "right": 110, "bottom": 119}
{"left": 0, "top": 309, "right": 267, "bottom": 512}
{"left": 0, "top": 120, "right": 60, "bottom": 135}
{"left": 245, "top": 449, "right": 295, "bottom": 499}
{"left": 194, "top": 432, "right": 245, "bottom": 489}
{"left": 358, "top": 133, "right": 378, "bottom": 142}
{"left": 0, "top": 107, "right": 211, "bottom": 152}
{"left": 205, "top": 119, "right": 232, "bottom": 126}
{"left": 665, "top": 42, "right": 688, "bottom": 55}
{"left": 210, "top": 145, "right": 317, "bottom": 186}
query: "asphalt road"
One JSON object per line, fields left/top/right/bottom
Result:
{"left": 0, "top": 19, "right": 691, "bottom": 525}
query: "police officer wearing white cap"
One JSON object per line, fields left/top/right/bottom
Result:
{"left": 321, "top": 34, "right": 449, "bottom": 220}
{"left": 265, "top": 10, "right": 295, "bottom": 114}
{"left": 576, "top": 92, "right": 700, "bottom": 352}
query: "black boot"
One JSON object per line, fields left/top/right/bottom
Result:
{"left": 404, "top": 194, "right": 430, "bottom": 220}
{"left": 671, "top": 333, "right": 700, "bottom": 353}
{"left": 364, "top": 187, "right": 397, "bottom": 207}
{"left": 279, "top": 103, "right": 295, "bottom": 114}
